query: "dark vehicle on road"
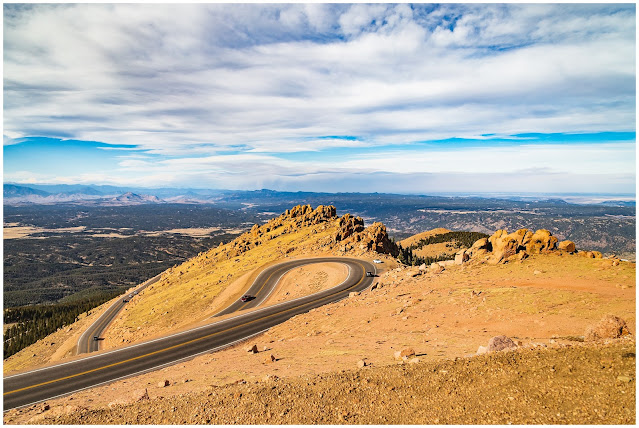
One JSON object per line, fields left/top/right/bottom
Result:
{"left": 93, "top": 336, "right": 99, "bottom": 341}
{"left": 123, "top": 299, "right": 129, "bottom": 303}
{"left": 240, "top": 295, "right": 253, "bottom": 302}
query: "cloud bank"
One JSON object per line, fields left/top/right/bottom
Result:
{"left": 3, "top": 4, "right": 636, "bottom": 193}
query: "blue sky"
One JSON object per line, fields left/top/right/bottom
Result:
{"left": 3, "top": 3, "right": 636, "bottom": 194}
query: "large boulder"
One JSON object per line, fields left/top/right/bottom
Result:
{"left": 526, "top": 229, "right": 558, "bottom": 254}
{"left": 455, "top": 249, "right": 469, "bottom": 265}
{"left": 486, "top": 229, "right": 533, "bottom": 263}
{"left": 508, "top": 228, "right": 533, "bottom": 248}
{"left": 467, "top": 237, "right": 490, "bottom": 259}
{"left": 488, "top": 229, "right": 508, "bottom": 252}
{"left": 471, "top": 237, "right": 490, "bottom": 251}
{"left": 585, "top": 315, "right": 632, "bottom": 341}
{"left": 558, "top": 240, "right": 576, "bottom": 253}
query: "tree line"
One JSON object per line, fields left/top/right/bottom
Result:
{"left": 408, "top": 231, "right": 489, "bottom": 251}
{"left": 3, "top": 289, "right": 124, "bottom": 359}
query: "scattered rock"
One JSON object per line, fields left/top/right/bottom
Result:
{"left": 357, "top": 360, "right": 367, "bottom": 368}
{"left": 400, "top": 348, "right": 416, "bottom": 359}
{"left": 408, "top": 357, "right": 420, "bottom": 364}
{"left": 246, "top": 344, "right": 259, "bottom": 354}
{"left": 616, "top": 375, "right": 633, "bottom": 383}
{"left": 455, "top": 249, "right": 469, "bottom": 265}
{"left": 158, "top": 380, "right": 170, "bottom": 388}
{"left": 41, "top": 403, "right": 50, "bottom": 412}
{"left": 585, "top": 315, "right": 632, "bottom": 341}
{"left": 533, "top": 270, "right": 542, "bottom": 275}
{"left": 264, "top": 354, "right": 276, "bottom": 364}
{"left": 108, "top": 399, "right": 127, "bottom": 409}
{"left": 558, "top": 240, "right": 576, "bottom": 253}
{"left": 488, "top": 335, "right": 518, "bottom": 352}
{"left": 349, "top": 292, "right": 359, "bottom": 298}
{"left": 476, "top": 345, "right": 488, "bottom": 355}
{"left": 429, "top": 264, "right": 444, "bottom": 274}
{"left": 135, "top": 388, "right": 150, "bottom": 401}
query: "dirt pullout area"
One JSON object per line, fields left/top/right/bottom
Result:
{"left": 17, "top": 339, "right": 635, "bottom": 425}
{"left": 262, "top": 262, "right": 348, "bottom": 306}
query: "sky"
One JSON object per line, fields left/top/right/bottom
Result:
{"left": 3, "top": 3, "right": 636, "bottom": 195}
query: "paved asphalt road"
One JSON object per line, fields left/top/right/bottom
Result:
{"left": 3, "top": 257, "right": 375, "bottom": 410}
{"left": 77, "top": 274, "right": 162, "bottom": 354}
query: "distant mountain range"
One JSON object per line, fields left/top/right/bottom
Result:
{"left": 3, "top": 183, "right": 635, "bottom": 257}
{"left": 3, "top": 184, "right": 165, "bottom": 206}
{"left": 3, "top": 183, "right": 636, "bottom": 208}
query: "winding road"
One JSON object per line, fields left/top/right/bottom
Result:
{"left": 77, "top": 274, "right": 162, "bottom": 354}
{"left": 3, "top": 257, "right": 375, "bottom": 411}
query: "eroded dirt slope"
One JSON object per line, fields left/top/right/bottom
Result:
{"left": 20, "top": 339, "right": 635, "bottom": 425}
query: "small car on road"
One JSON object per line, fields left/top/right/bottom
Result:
{"left": 366, "top": 271, "right": 374, "bottom": 277}
{"left": 240, "top": 295, "right": 253, "bottom": 302}
{"left": 93, "top": 336, "right": 99, "bottom": 341}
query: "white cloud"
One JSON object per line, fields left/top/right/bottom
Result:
{"left": 2, "top": 4, "right": 635, "bottom": 192}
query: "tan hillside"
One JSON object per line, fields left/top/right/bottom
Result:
{"left": 399, "top": 228, "right": 459, "bottom": 260}
{"left": 3, "top": 205, "right": 399, "bottom": 372}
{"left": 102, "top": 205, "right": 397, "bottom": 350}
{"left": 6, "top": 247, "right": 635, "bottom": 424}
{"left": 399, "top": 227, "right": 451, "bottom": 248}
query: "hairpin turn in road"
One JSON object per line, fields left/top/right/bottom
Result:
{"left": 3, "top": 257, "right": 376, "bottom": 410}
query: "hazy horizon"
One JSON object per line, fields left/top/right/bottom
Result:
{"left": 4, "top": 4, "right": 636, "bottom": 194}
{"left": 5, "top": 181, "right": 635, "bottom": 204}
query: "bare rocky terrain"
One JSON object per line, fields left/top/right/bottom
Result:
{"left": 12, "top": 339, "right": 635, "bottom": 425}
{"left": 3, "top": 205, "right": 635, "bottom": 424}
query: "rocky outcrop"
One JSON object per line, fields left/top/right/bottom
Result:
{"left": 466, "top": 228, "right": 594, "bottom": 264}
{"left": 340, "top": 221, "right": 399, "bottom": 257}
{"left": 220, "top": 205, "right": 339, "bottom": 258}
{"left": 334, "top": 213, "right": 365, "bottom": 241}
{"left": 526, "top": 229, "right": 558, "bottom": 254}
{"left": 585, "top": 315, "right": 632, "bottom": 341}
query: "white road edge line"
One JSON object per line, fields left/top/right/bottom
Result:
{"left": 5, "top": 258, "right": 369, "bottom": 380}
{"left": 5, "top": 328, "right": 271, "bottom": 412}
{"left": 76, "top": 275, "right": 160, "bottom": 354}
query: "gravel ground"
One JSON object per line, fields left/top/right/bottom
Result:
{"left": 29, "top": 339, "right": 635, "bottom": 425}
